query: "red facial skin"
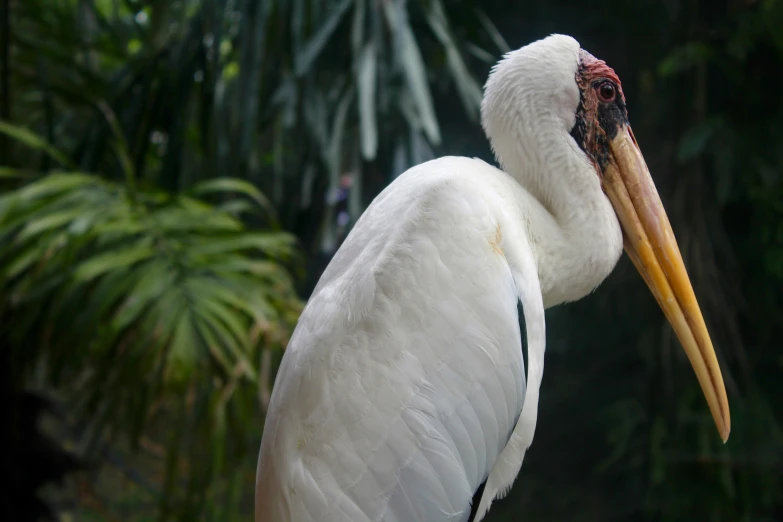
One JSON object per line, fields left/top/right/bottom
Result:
{"left": 578, "top": 49, "right": 624, "bottom": 93}
{"left": 572, "top": 49, "right": 628, "bottom": 177}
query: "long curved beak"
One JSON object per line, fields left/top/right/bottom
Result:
{"left": 602, "top": 125, "right": 730, "bottom": 442}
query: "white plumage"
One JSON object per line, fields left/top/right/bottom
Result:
{"left": 255, "top": 33, "right": 730, "bottom": 522}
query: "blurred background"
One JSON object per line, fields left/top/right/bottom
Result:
{"left": 2, "top": 0, "right": 782, "bottom": 520}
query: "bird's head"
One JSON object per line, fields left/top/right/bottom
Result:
{"left": 483, "top": 34, "right": 730, "bottom": 442}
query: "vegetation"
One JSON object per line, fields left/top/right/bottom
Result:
{"left": 2, "top": 0, "right": 781, "bottom": 521}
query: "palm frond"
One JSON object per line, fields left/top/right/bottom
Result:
{"left": 0, "top": 162, "right": 301, "bottom": 518}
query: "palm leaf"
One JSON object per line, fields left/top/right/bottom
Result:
{"left": 0, "top": 170, "right": 302, "bottom": 520}
{"left": 0, "top": 120, "right": 75, "bottom": 169}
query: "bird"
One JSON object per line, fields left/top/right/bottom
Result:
{"left": 254, "top": 34, "right": 731, "bottom": 522}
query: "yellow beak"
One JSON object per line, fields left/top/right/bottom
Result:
{"left": 602, "top": 125, "right": 731, "bottom": 442}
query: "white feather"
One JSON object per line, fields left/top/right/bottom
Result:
{"left": 255, "top": 34, "right": 624, "bottom": 522}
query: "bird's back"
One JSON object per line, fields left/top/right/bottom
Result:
{"left": 256, "top": 157, "right": 529, "bottom": 522}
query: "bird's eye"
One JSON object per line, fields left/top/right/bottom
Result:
{"left": 597, "top": 82, "right": 616, "bottom": 102}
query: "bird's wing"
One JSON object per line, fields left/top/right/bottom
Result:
{"left": 256, "top": 158, "right": 543, "bottom": 522}
{"left": 472, "top": 226, "right": 546, "bottom": 522}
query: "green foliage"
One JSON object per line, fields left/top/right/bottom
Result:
{"left": 0, "top": 122, "right": 301, "bottom": 519}
{"left": 10, "top": 0, "right": 494, "bottom": 258}
{"left": 1, "top": 169, "right": 299, "bottom": 383}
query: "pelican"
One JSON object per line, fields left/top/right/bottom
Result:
{"left": 255, "top": 34, "right": 730, "bottom": 522}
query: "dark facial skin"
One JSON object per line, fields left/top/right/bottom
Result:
{"left": 569, "top": 49, "right": 629, "bottom": 176}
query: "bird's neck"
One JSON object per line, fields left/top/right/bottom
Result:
{"left": 495, "top": 129, "right": 623, "bottom": 308}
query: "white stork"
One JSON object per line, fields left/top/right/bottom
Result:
{"left": 255, "top": 34, "right": 731, "bottom": 522}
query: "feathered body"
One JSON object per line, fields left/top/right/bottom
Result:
{"left": 256, "top": 35, "right": 625, "bottom": 522}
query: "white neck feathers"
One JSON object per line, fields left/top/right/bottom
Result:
{"left": 481, "top": 35, "right": 623, "bottom": 307}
